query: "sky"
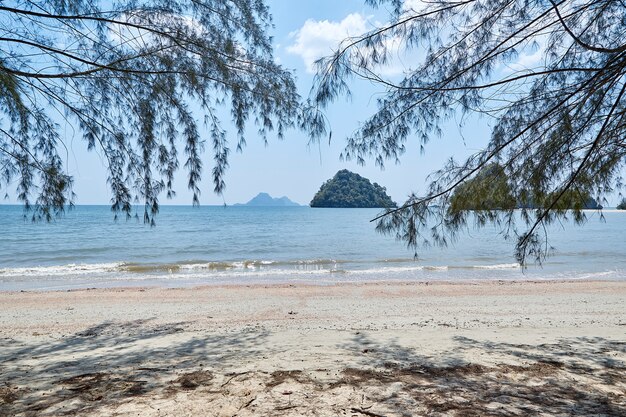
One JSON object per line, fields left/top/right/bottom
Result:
{"left": 4, "top": 1, "right": 618, "bottom": 207}
{"left": 66, "top": 0, "right": 475, "bottom": 207}
{"left": 189, "top": 0, "right": 486, "bottom": 206}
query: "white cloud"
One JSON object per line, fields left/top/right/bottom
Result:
{"left": 401, "top": 0, "right": 428, "bottom": 15}
{"left": 514, "top": 43, "right": 546, "bottom": 70}
{"left": 500, "top": 37, "right": 548, "bottom": 75}
{"left": 286, "top": 13, "right": 370, "bottom": 73}
{"left": 286, "top": 2, "right": 429, "bottom": 77}
{"left": 109, "top": 11, "right": 204, "bottom": 52}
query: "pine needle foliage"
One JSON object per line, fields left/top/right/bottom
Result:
{"left": 312, "top": 0, "right": 626, "bottom": 265}
{"left": 0, "top": 0, "right": 324, "bottom": 223}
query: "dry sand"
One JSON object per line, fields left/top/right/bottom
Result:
{"left": 0, "top": 279, "right": 625, "bottom": 416}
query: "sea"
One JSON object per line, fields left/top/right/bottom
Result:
{"left": 0, "top": 205, "right": 624, "bottom": 290}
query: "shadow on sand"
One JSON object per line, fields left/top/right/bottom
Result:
{"left": 1, "top": 322, "right": 624, "bottom": 416}
{"left": 329, "top": 333, "right": 626, "bottom": 416}
{"left": 0, "top": 319, "right": 270, "bottom": 416}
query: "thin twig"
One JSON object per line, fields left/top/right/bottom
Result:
{"left": 275, "top": 405, "right": 298, "bottom": 411}
{"left": 240, "top": 396, "right": 256, "bottom": 409}
{"left": 351, "top": 407, "right": 387, "bottom": 417}
{"left": 220, "top": 371, "right": 250, "bottom": 388}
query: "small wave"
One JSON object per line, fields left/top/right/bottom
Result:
{"left": 0, "top": 259, "right": 522, "bottom": 280}
{"left": 0, "top": 262, "right": 123, "bottom": 278}
{"left": 291, "top": 259, "right": 347, "bottom": 266}
{"left": 569, "top": 270, "right": 624, "bottom": 280}
{"left": 471, "top": 263, "right": 520, "bottom": 270}
{"left": 378, "top": 258, "right": 416, "bottom": 264}
{"left": 178, "top": 259, "right": 346, "bottom": 270}
{"left": 121, "top": 261, "right": 261, "bottom": 273}
{"left": 121, "top": 263, "right": 184, "bottom": 273}
{"left": 349, "top": 266, "right": 427, "bottom": 275}
{"left": 423, "top": 266, "right": 449, "bottom": 271}
{"left": 0, "top": 259, "right": 353, "bottom": 278}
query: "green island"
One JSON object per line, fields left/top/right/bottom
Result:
{"left": 450, "top": 163, "right": 603, "bottom": 210}
{"left": 310, "top": 170, "right": 396, "bottom": 208}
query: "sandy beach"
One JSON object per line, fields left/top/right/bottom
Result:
{"left": 1, "top": 279, "right": 625, "bottom": 416}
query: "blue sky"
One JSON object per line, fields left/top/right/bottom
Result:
{"left": 216, "top": 0, "right": 490, "bottom": 206}
{"left": 5, "top": 1, "right": 594, "bottom": 207}
{"left": 43, "top": 0, "right": 483, "bottom": 207}
{"left": 208, "top": 0, "right": 486, "bottom": 206}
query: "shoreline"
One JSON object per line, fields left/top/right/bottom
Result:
{"left": 2, "top": 273, "right": 625, "bottom": 293}
{"left": 2, "top": 279, "right": 625, "bottom": 416}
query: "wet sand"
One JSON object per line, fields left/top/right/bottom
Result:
{"left": 1, "top": 279, "right": 625, "bottom": 416}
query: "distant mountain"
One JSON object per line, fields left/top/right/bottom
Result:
{"left": 235, "top": 192, "right": 300, "bottom": 207}
{"left": 310, "top": 170, "right": 396, "bottom": 208}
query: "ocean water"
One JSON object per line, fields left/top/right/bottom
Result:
{"left": 0, "top": 205, "right": 624, "bottom": 290}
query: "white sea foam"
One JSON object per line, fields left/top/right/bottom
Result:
{"left": 0, "top": 260, "right": 521, "bottom": 280}
{"left": 0, "top": 258, "right": 623, "bottom": 290}
{"left": 345, "top": 265, "right": 428, "bottom": 275}
{"left": 471, "top": 263, "right": 520, "bottom": 270}
{"left": 423, "top": 266, "right": 449, "bottom": 271}
{"left": 0, "top": 262, "right": 123, "bottom": 278}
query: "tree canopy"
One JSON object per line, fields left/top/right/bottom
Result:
{"left": 449, "top": 163, "right": 517, "bottom": 211}
{"left": 450, "top": 163, "right": 602, "bottom": 210}
{"left": 310, "top": 170, "right": 396, "bottom": 208}
{"left": 312, "top": 0, "right": 626, "bottom": 264}
{"left": 0, "top": 0, "right": 323, "bottom": 223}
